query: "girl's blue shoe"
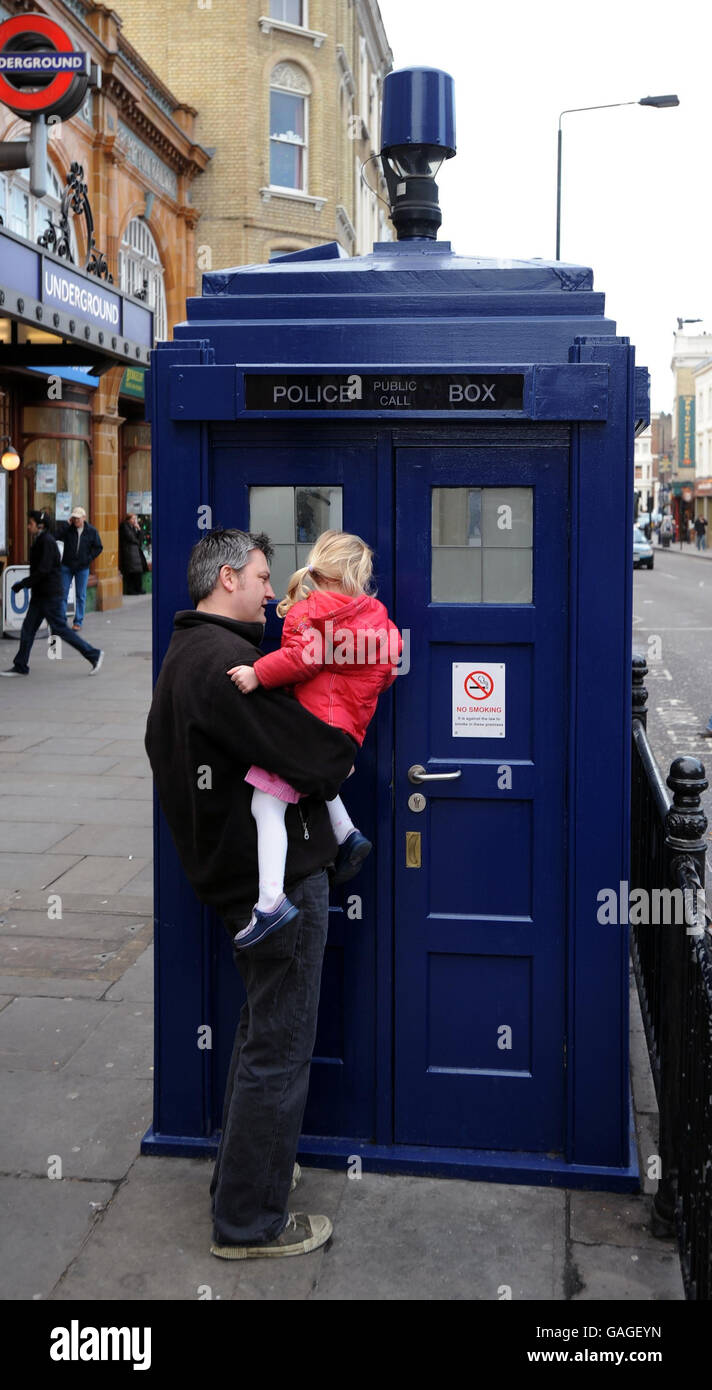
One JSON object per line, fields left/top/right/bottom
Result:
{"left": 233, "top": 896, "right": 299, "bottom": 949}
{"left": 332, "top": 830, "right": 372, "bottom": 886}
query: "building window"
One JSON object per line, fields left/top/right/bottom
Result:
{"left": 122, "top": 421, "right": 152, "bottom": 562}
{"left": 22, "top": 401, "right": 92, "bottom": 530}
{"left": 359, "top": 37, "right": 369, "bottom": 129}
{"left": 270, "top": 62, "right": 310, "bottom": 191}
{"left": 268, "top": 245, "right": 307, "bottom": 259}
{"left": 119, "top": 218, "right": 167, "bottom": 343}
{"left": 269, "top": 0, "right": 305, "bottom": 23}
{"left": 0, "top": 161, "right": 77, "bottom": 259}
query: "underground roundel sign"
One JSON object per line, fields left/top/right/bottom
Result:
{"left": 0, "top": 14, "right": 90, "bottom": 120}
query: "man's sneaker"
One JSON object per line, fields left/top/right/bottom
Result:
{"left": 0, "top": 668, "right": 28, "bottom": 677}
{"left": 233, "top": 896, "right": 298, "bottom": 949}
{"left": 210, "top": 1212, "right": 332, "bottom": 1260}
{"left": 332, "top": 830, "right": 372, "bottom": 886}
{"left": 88, "top": 650, "right": 104, "bottom": 675}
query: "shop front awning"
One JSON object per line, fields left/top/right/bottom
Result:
{"left": 0, "top": 223, "right": 153, "bottom": 375}
{"left": 21, "top": 364, "right": 100, "bottom": 389}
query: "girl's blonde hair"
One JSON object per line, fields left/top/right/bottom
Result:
{"left": 276, "top": 529, "right": 375, "bottom": 617}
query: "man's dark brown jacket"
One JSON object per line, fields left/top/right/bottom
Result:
{"left": 144, "top": 610, "right": 356, "bottom": 926}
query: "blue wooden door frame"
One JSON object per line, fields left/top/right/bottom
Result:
{"left": 393, "top": 443, "right": 569, "bottom": 1150}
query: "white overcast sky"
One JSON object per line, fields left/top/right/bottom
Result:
{"left": 377, "top": 0, "right": 711, "bottom": 412}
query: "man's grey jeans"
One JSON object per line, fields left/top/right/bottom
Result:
{"left": 210, "top": 868, "right": 329, "bottom": 1246}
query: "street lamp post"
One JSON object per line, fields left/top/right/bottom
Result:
{"left": 556, "top": 94, "right": 679, "bottom": 260}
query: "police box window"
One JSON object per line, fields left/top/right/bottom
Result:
{"left": 250, "top": 485, "right": 342, "bottom": 600}
{"left": 432, "top": 487, "right": 533, "bottom": 604}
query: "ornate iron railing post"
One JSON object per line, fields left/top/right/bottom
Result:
{"left": 632, "top": 652, "right": 648, "bottom": 730}
{"left": 653, "top": 757, "right": 709, "bottom": 1236}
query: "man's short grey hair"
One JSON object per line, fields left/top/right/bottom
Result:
{"left": 187, "top": 529, "right": 274, "bottom": 606}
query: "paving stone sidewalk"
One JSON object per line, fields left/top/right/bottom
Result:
{"left": 0, "top": 596, "right": 684, "bottom": 1300}
{"left": 652, "top": 542, "right": 712, "bottom": 560}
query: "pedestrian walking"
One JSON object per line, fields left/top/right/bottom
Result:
{"left": 55, "top": 506, "right": 103, "bottom": 629}
{"left": 144, "top": 529, "right": 357, "bottom": 1260}
{"left": 118, "top": 514, "right": 147, "bottom": 595}
{"left": 228, "top": 529, "right": 401, "bottom": 949}
{"left": 694, "top": 515, "right": 708, "bottom": 551}
{"left": 0, "top": 510, "right": 104, "bottom": 678}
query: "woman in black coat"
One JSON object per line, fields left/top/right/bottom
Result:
{"left": 119, "top": 514, "right": 147, "bottom": 595}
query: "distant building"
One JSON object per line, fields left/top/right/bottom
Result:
{"left": 670, "top": 330, "right": 712, "bottom": 537}
{"left": 633, "top": 425, "right": 653, "bottom": 519}
{"left": 693, "top": 358, "right": 712, "bottom": 529}
{"left": 115, "top": 0, "right": 394, "bottom": 271}
{"left": 650, "top": 410, "right": 672, "bottom": 514}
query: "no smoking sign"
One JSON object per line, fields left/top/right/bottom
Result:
{"left": 464, "top": 670, "right": 494, "bottom": 700}
{"left": 452, "top": 662, "right": 505, "bottom": 738}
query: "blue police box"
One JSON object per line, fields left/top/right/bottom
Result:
{"left": 143, "top": 70, "right": 647, "bottom": 1191}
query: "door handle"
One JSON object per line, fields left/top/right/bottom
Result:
{"left": 408, "top": 764, "right": 462, "bottom": 785}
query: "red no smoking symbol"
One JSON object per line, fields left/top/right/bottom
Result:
{"left": 464, "top": 670, "right": 494, "bottom": 700}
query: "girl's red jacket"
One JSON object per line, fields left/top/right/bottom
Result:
{"left": 253, "top": 590, "right": 402, "bottom": 746}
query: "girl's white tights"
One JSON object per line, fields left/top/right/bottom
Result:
{"left": 326, "top": 794, "right": 355, "bottom": 845}
{"left": 251, "top": 789, "right": 288, "bottom": 912}
{"left": 250, "top": 789, "right": 356, "bottom": 913}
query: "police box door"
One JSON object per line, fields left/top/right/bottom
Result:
{"left": 394, "top": 443, "right": 569, "bottom": 1151}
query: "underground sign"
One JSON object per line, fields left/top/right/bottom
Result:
{"left": 0, "top": 14, "right": 91, "bottom": 120}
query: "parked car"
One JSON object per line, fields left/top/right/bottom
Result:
{"left": 633, "top": 525, "right": 654, "bottom": 570}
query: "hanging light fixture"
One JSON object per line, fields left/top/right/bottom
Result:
{"left": 1, "top": 437, "right": 21, "bottom": 471}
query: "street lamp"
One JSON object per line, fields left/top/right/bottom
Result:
{"left": 556, "top": 94, "right": 679, "bottom": 260}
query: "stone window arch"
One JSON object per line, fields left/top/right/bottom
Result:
{"left": 119, "top": 217, "right": 167, "bottom": 343}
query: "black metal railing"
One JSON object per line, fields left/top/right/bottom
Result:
{"left": 630, "top": 653, "right": 712, "bottom": 1300}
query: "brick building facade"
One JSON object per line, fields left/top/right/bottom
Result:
{"left": 0, "top": 0, "right": 209, "bottom": 608}
{"left": 113, "top": 0, "right": 393, "bottom": 270}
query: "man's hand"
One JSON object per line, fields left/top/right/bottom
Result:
{"left": 227, "top": 664, "right": 260, "bottom": 693}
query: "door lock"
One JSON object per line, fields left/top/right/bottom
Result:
{"left": 408, "top": 764, "right": 462, "bottom": 785}
{"left": 408, "top": 792, "right": 426, "bottom": 813}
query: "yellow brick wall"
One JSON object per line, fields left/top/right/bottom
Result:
{"left": 0, "top": 1, "right": 207, "bottom": 605}
{"left": 115, "top": 0, "right": 392, "bottom": 273}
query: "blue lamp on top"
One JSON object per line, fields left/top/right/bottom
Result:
{"left": 379, "top": 67, "right": 456, "bottom": 240}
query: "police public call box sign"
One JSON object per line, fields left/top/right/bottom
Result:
{"left": 244, "top": 372, "right": 525, "bottom": 413}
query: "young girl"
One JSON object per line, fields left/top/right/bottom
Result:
{"left": 228, "top": 530, "right": 401, "bottom": 949}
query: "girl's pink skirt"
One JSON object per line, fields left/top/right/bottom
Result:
{"left": 245, "top": 764, "right": 302, "bottom": 804}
